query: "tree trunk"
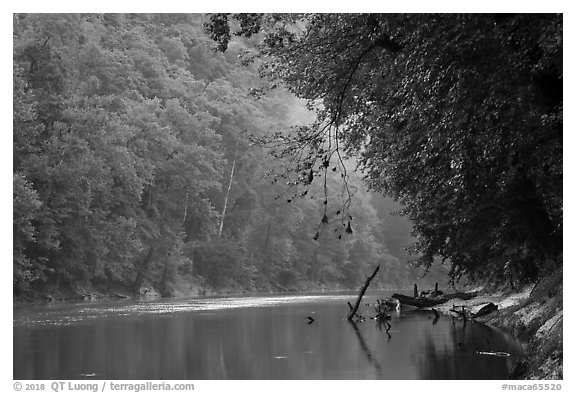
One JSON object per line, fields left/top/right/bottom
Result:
{"left": 218, "top": 157, "right": 236, "bottom": 237}
{"left": 133, "top": 246, "right": 154, "bottom": 294}
{"left": 159, "top": 264, "right": 172, "bottom": 297}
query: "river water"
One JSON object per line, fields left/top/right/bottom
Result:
{"left": 13, "top": 291, "right": 521, "bottom": 379}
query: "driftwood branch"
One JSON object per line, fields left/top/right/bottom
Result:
{"left": 347, "top": 265, "right": 380, "bottom": 321}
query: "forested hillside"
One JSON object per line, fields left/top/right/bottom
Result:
{"left": 13, "top": 14, "right": 439, "bottom": 300}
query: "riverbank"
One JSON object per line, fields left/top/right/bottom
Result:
{"left": 13, "top": 277, "right": 357, "bottom": 304}
{"left": 14, "top": 270, "right": 440, "bottom": 304}
{"left": 433, "top": 269, "right": 563, "bottom": 379}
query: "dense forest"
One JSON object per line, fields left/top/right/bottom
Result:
{"left": 13, "top": 14, "right": 448, "bottom": 300}
{"left": 207, "top": 13, "right": 562, "bottom": 284}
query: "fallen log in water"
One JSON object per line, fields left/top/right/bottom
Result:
{"left": 347, "top": 265, "right": 380, "bottom": 321}
{"left": 392, "top": 291, "right": 478, "bottom": 308}
{"left": 392, "top": 294, "right": 447, "bottom": 308}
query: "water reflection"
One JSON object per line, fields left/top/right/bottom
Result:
{"left": 14, "top": 294, "right": 521, "bottom": 379}
{"left": 417, "top": 315, "right": 520, "bottom": 379}
{"left": 349, "top": 321, "right": 384, "bottom": 377}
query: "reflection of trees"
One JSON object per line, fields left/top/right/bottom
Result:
{"left": 417, "top": 319, "right": 521, "bottom": 379}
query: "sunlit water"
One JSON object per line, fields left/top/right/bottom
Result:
{"left": 13, "top": 292, "right": 521, "bottom": 379}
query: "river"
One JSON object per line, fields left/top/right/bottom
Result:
{"left": 13, "top": 291, "right": 521, "bottom": 379}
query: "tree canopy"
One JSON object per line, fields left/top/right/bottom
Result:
{"left": 207, "top": 13, "right": 562, "bottom": 284}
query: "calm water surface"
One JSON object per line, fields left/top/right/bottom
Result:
{"left": 13, "top": 292, "right": 521, "bottom": 379}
